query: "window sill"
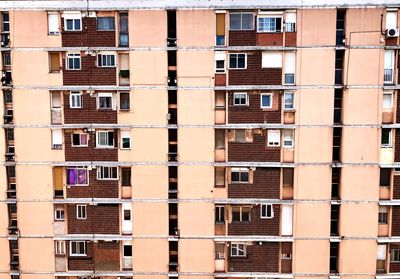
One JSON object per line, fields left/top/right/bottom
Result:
{"left": 119, "top": 109, "right": 131, "bottom": 112}
{"left": 49, "top": 70, "right": 61, "bottom": 74}
{"left": 257, "top": 31, "right": 283, "bottom": 33}
{"left": 95, "top": 147, "right": 115, "bottom": 149}
{"left": 284, "top": 109, "right": 296, "bottom": 112}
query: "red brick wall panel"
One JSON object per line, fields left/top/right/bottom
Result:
{"left": 285, "top": 32, "right": 297, "bottom": 46}
{"left": 392, "top": 206, "right": 400, "bottom": 236}
{"left": 229, "top": 30, "right": 257, "bottom": 46}
{"left": 257, "top": 33, "right": 283, "bottom": 46}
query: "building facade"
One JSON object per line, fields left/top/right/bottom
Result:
{"left": 0, "top": 0, "right": 399, "bottom": 279}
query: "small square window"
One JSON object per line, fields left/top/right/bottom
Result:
{"left": 231, "top": 243, "right": 246, "bottom": 257}
{"left": 261, "top": 204, "right": 274, "bottom": 218}
{"left": 97, "top": 54, "right": 116, "bottom": 67}
{"left": 381, "top": 129, "right": 392, "bottom": 147}
{"left": 66, "top": 53, "right": 81, "bottom": 70}
{"left": 96, "top": 131, "right": 114, "bottom": 148}
{"left": 97, "top": 166, "right": 118, "bottom": 180}
{"left": 121, "top": 130, "right": 131, "bottom": 149}
{"left": 233, "top": 93, "right": 248, "bottom": 106}
{"left": 229, "top": 53, "right": 246, "bottom": 69}
{"left": 97, "top": 93, "right": 113, "bottom": 109}
{"left": 261, "top": 93, "right": 273, "bottom": 108}
{"left": 70, "top": 91, "right": 82, "bottom": 108}
{"left": 70, "top": 241, "right": 86, "bottom": 256}
{"left": 72, "top": 133, "right": 88, "bottom": 147}
{"left": 97, "top": 17, "right": 115, "bottom": 31}
{"left": 231, "top": 168, "right": 249, "bottom": 183}
{"left": 120, "top": 92, "right": 130, "bottom": 110}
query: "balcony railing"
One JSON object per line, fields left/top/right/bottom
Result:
{"left": 384, "top": 68, "right": 394, "bottom": 84}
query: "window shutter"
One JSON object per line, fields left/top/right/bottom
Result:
{"left": 245, "top": 129, "right": 253, "bottom": 142}
{"left": 48, "top": 13, "right": 59, "bottom": 34}
{"left": 285, "top": 11, "right": 296, "bottom": 24}
{"left": 216, "top": 13, "right": 226, "bottom": 35}
{"left": 385, "top": 50, "right": 394, "bottom": 69}
{"left": 262, "top": 51, "right": 282, "bottom": 68}
{"left": 51, "top": 91, "right": 61, "bottom": 108}
{"left": 50, "top": 53, "right": 61, "bottom": 71}
{"left": 228, "top": 130, "right": 235, "bottom": 142}
{"left": 52, "top": 129, "right": 62, "bottom": 145}
{"left": 248, "top": 168, "right": 254, "bottom": 184}
{"left": 386, "top": 11, "right": 397, "bottom": 30}
{"left": 285, "top": 52, "right": 295, "bottom": 74}
{"left": 377, "top": 244, "right": 387, "bottom": 260}
{"left": 227, "top": 167, "right": 232, "bottom": 184}
{"left": 53, "top": 167, "right": 63, "bottom": 191}
{"left": 281, "top": 205, "right": 293, "bottom": 236}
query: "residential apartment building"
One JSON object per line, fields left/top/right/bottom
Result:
{"left": 0, "top": 0, "right": 399, "bottom": 279}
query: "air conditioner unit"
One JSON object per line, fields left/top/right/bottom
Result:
{"left": 386, "top": 28, "right": 399, "bottom": 37}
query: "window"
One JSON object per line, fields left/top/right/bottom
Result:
{"left": 76, "top": 205, "right": 87, "bottom": 219}
{"left": 233, "top": 129, "right": 246, "bottom": 142}
{"left": 231, "top": 168, "right": 249, "bottom": 183}
{"left": 380, "top": 168, "right": 391, "bottom": 187}
{"left": 262, "top": 51, "right": 282, "bottom": 68}
{"left": 232, "top": 206, "right": 250, "bottom": 222}
{"left": 121, "top": 130, "right": 131, "bottom": 149}
{"left": 283, "top": 168, "right": 294, "bottom": 187}
{"left": 6, "top": 128, "right": 14, "bottom": 141}
{"left": 52, "top": 129, "right": 62, "bottom": 149}
{"left": 70, "top": 91, "right": 82, "bottom": 108}
{"left": 97, "top": 93, "right": 113, "bottom": 109}
{"left": 216, "top": 13, "right": 226, "bottom": 46}
{"left": 383, "top": 91, "right": 393, "bottom": 110}
{"left": 55, "top": 240, "right": 65, "bottom": 255}
{"left": 261, "top": 204, "right": 274, "bottom": 218}
{"left": 97, "top": 17, "right": 115, "bottom": 30}
{"left": 2, "top": 51, "right": 11, "bottom": 66}
{"left": 4, "top": 90, "right": 12, "bottom": 104}
{"left": 72, "top": 133, "right": 88, "bottom": 147}
{"left": 284, "top": 52, "right": 296, "bottom": 84}
{"left": 119, "top": 12, "right": 129, "bottom": 46}
{"left": 391, "top": 249, "right": 400, "bottom": 262}
{"left": 268, "top": 130, "right": 281, "bottom": 146}
{"left": 64, "top": 13, "right": 82, "bottom": 31}
{"left": 48, "top": 13, "right": 59, "bottom": 34}
{"left": 66, "top": 167, "right": 88, "bottom": 186}
{"left": 2, "top": 12, "right": 9, "bottom": 33}
{"left": 122, "top": 168, "right": 132, "bottom": 186}
{"left": 260, "top": 93, "right": 273, "bottom": 108}
{"left": 54, "top": 207, "right": 65, "bottom": 221}
{"left": 215, "top": 52, "right": 226, "bottom": 73}
{"left": 120, "top": 92, "right": 130, "bottom": 110}
{"left": 229, "top": 12, "right": 254, "bottom": 30}
{"left": 229, "top": 53, "right": 246, "bottom": 69}
{"left": 257, "top": 14, "right": 282, "bottom": 32}
{"left": 233, "top": 92, "right": 248, "bottom": 106}
{"left": 381, "top": 128, "right": 392, "bottom": 147}
{"left": 386, "top": 10, "right": 398, "bottom": 30}
{"left": 215, "top": 205, "right": 225, "bottom": 223}
{"left": 123, "top": 208, "right": 131, "bottom": 221}
{"left": 378, "top": 206, "right": 388, "bottom": 224}
{"left": 97, "top": 53, "right": 116, "bottom": 67}
{"left": 231, "top": 243, "right": 246, "bottom": 257}
{"left": 384, "top": 50, "right": 394, "bottom": 84}
{"left": 70, "top": 241, "right": 86, "bottom": 256}
{"left": 284, "top": 91, "right": 294, "bottom": 110}
{"left": 123, "top": 244, "right": 132, "bottom": 257}
{"left": 96, "top": 131, "right": 114, "bottom": 148}
{"left": 283, "top": 130, "right": 294, "bottom": 148}
{"left": 97, "top": 166, "right": 118, "bottom": 180}
{"left": 285, "top": 11, "right": 296, "bottom": 32}
{"left": 66, "top": 53, "right": 81, "bottom": 70}
{"left": 49, "top": 52, "right": 61, "bottom": 72}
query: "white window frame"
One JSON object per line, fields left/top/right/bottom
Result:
{"left": 70, "top": 91, "right": 83, "bottom": 108}
{"left": 215, "top": 205, "right": 225, "bottom": 223}
{"left": 63, "top": 12, "right": 82, "bottom": 31}
{"left": 229, "top": 12, "right": 254, "bottom": 31}
{"left": 66, "top": 167, "right": 89, "bottom": 186}
{"left": 260, "top": 93, "right": 273, "bottom": 109}
{"left": 121, "top": 130, "right": 131, "bottom": 150}
{"left": 231, "top": 167, "right": 250, "bottom": 183}
{"left": 228, "top": 53, "right": 247, "bottom": 69}
{"left": 215, "top": 52, "right": 226, "bottom": 73}
{"left": 97, "top": 166, "right": 118, "bottom": 180}
{"left": 66, "top": 53, "right": 81, "bottom": 70}
{"left": 268, "top": 130, "right": 281, "bottom": 147}
{"left": 69, "top": 241, "right": 86, "bottom": 256}
{"left": 76, "top": 204, "right": 87, "bottom": 219}
{"left": 55, "top": 240, "right": 66, "bottom": 255}
{"left": 391, "top": 249, "right": 400, "bottom": 262}
{"left": 381, "top": 129, "right": 393, "bottom": 147}
{"left": 97, "top": 93, "right": 114, "bottom": 109}
{"left": 52, "top": 129, "right": 63, "bottom": 149}
{"left": 284, "top": 91, "right": 295, "bottom": 110}
{"left": 96, "top": 130, "right": 114, "bottom": 148}
{"left": 48, "top": 12, "right": 60, "bottom": 35}
{"left": 230, "top": 243, "right": 246, "bottom": 257}
{"left": 257, "top": 14, "right": 283, "bottom": 33}
{"left": 233, "top": 92, "right": 248, "bottom": 106}
{"left": 383, "top": 91, "right": 393, "bottom": 110}
{"left": 71, "top": 133, "right": 89, "bottom": 147}
{"left": 97, "top": 53, "right": 116, "bottom": 67}
{"left": 260, "top": 204, "right": 274, "bottom": 219}
{"left": 283, "top": 130, "right": 294, "bottom": 148}
{"left": 54, "top": 208, "right": 65, "bottom": 221}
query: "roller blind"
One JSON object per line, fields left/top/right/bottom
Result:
{"left": 53, "top": 167, "right": 63, "bottom": 191}
{"left": 285, "top": 52, "right": 295, "bottom": 74}
{"left": 281, "top": 205, "right": 293, "bottom": 236}
{"left": 262, "top": 51, "right": 282, "bottom": 68}
{"left": 386, "top": 11, "right": 397, "bottom": 30}
{"left": 48, "top": 13, "right": 59, "bottom": 34}
{"left": 216, "top": 13, "right": 225, "bottom": 35}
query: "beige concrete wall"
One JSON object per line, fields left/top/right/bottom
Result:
{"left": 130, "top": 10, "right": 167, "bottom": 47}
{"left": 17, "top": 165, "right": 53, "bottom": 200}
{"left": 131, "top": 51, "right": 167, "bottom": 85}
{"left": 18, "top": 202, "right": 53, "bottom": 235}
{"left": 296, "top": 89, "right": 334, "bottom": 125}
{"left": 179, "top": 239, "right": 214, "bottom": 272}
{"left": 119, "top": 128, "right": 168, "bottom": 162}
{"left": 0, "top": 203, "right": 8, "bottom": 236}
{"left": 118, "top": 90, "right": 168, "bottom": 125}
{"left": 14, "top": 128, "right": 64, "bottom": 161}
{"left": 11, "top": 11, "right": 61, "bottom": 47}
{"left": 296, "top": 127, "right": 332, "bottom": 163}
{"left": 297, "top": 9, "right": 336, "bottom": 46}
{"left": 294, "top": 203, "right": 331, "bottom": 237}
{"left": 339, "top": 240, "right": 377, "bottom": 273}
{"left": 297, "top": 49, "right": 335, "bottom": 85}
{"left": 295, "top": 166, "right": 331, "bottom": 199}
{"left": 179, "top": 202, "right": 214, "bottom": 235}
{"left": 341, "top": 127, "right": 379, "bottom": 163}
{"left": 178, "top": 128, "right": 214, "bottom": 162}
{"left": 345, "top": 49, "right": 383, "bottom": 85}
{"left": 19, "top": 238, "right": 54, "bottom": 272}
{"left": 177, "top": 10, "right": 214, "bottom": 47}
{"left": 0, "top": 159, "right": 7, "bottom": 201}
{"left": 14, "top": 90, "right": 51, "bottom": 125}
{"left": 345, "top": 8, "right": 384, "bottom": 46}
{"left": 340, "top": 204, "right": 378, "bottom": 237}
{"left": 133, "top": 239, "right": 168, "bottom": 272}
{"left": 12, "top": 51, "right": 62, "bottom": 86}
{"left": 132, "top": 202, "right": 168, "bottom": 235}
{"left": 0, "top": 239, "right": 10, "bottom": 272}
{"left": 179, "top": 165, "right": 214, "bottom": 199}
{"left": 178, "top": 51, "right": 214, "bottom": 86}
{"left": 343, "top": 89, "right": 381, "bottom": 125}
{"left": 293, "top": 240, "right": 329, "bottom": 273}
{"left": 131, "top": 165, "right": 168, "bottom": 199}
{"left": 178, "top": 90, "right": 214, "bottom": 125}
{"left": 341, "top": 166, "right": 379, "bottom": 201}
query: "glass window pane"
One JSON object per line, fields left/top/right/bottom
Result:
{"left": 230, "top": 13, "right": 241, "bottom": 30}
{"left": 241, "top": 13, "right": 254, "bottom": 29}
